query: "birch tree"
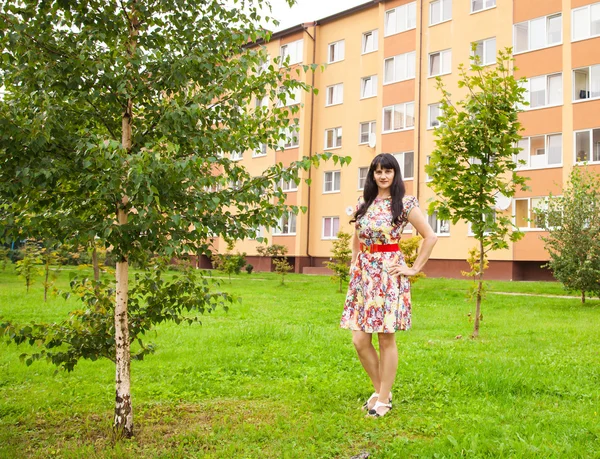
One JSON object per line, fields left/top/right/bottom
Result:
{"left": 426, "top": 49, "right": 528, "bottom": 338}
{"left": 0, "top": 0, "right": 344, "bottom": 437}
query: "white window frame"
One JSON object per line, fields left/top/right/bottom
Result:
{"left": 513, "top": 14, "right": 563, "bottom": 54}
{"left": 428, "top": 49, "right": 452, "bottom": 77}
{"left": 273, "top": 211, "right": 297, "bottom": 236}
{"left": 230, "top": 151, "right": 243, "bottom": 161}
{"left": 253, "top": 143, "right": 267, "bottom": 158}
{"left": 426, "top": 155, "right": 433, "bottom": 182}
{"left": 322, "top": 216, "right": 340, "bottom": 240}
{"left": 360, "top": 75, "right": 378, "bottom": 99}
{"left": 358, "top": 167, "right": 368, "bottom": 190}
{"left": 572, "top": 2, "right": 600, "bottom": 42}
{"left": 403, "top": 222, "right": 414, "bottom": 234}
{"left": 430, "top": 0, "right": 452, "bottom": 26}
{"left": 280, "top": 125, "right": 300, "bottom": 149}
{"left": 384, "top": 2, "right": 417, "bottom": 37}
{"left": 513, "top": 197, "right": 549, "bottom": 231}
{"left": 359, "top": 121, "right": 376, "bottom": 145}
{"left": 326, "top": 83, "right": 344, "bottom": 107}
{"left": 324, "top": 127, "right": 343, "bottom": 150}
{"left": 362, "top": 29, "right": 379, "bottom": 54}
{"left": 323, "top": 170, "right": 341, "bottom": 194}
{"left": 279, "top": 178, "right": 298, "bottom": 192}
{"left": 521, "top": 73, "right": 563, "bottom": 110}
{"left": 328, "top": 40, "right": 345, "bottom": 64}
{"left": 472, "top": 37, "right": 496, "bottom": 65}
{"left": 428, "top": 211, "right": 450, "bottom": 236}
{"left": 468, "top": 210, "right": 497, "bottom": 236}
{"left": 383, "top": 51, "right": 416, "bottom": 84}
{"left": 277, "top": 86, "right": 301, "bottom": 108}
{"left": 471, "top": 0, "right": 496, "bottom": 14}
{"left": 427, "top": 103, "right": 443, "bottom": 129}
{"left": 574, "top": 127, "right": 600, "bottom": 164}
{"left": 515, "top": 134, "right": 563, "bottom": 170}
{"left": 382, "top": 102, "right": 415, "bottom": 133}
{"left": 392, "top": 151, "right": 415, "bottom": 180}
{"left": 280, "top": 39, "right": 303, "bottom": 65}
{"left": 573, "top": 65, "right": 600, "bottom": 102}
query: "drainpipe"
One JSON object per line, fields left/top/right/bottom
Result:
{"left": 415, "top": 0, "right": 423, "bottom": 203}
{"left": 303, "top": 21, "right": 317, "bottom": 268}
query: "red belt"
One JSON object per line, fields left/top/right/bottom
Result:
{"left": 360, "top": 243, "right": 399, "bottom": 253}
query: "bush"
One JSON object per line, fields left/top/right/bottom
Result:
{"left": 245, "top": 264, "right": 254, "bottom": 274}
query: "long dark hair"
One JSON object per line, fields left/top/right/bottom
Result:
{"left": 351, "top": 153, "right": 406, "bottom": 226}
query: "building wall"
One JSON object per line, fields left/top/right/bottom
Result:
{"left": 215, "top": 0, "right": 600, "bottom": 280}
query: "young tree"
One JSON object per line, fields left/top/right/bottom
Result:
{"left": 0, "top": 0, "right": 346, "bottom": 437}
{"left": 398, "top": 236, "right": 426, "bottom": 284}
{"left": 15, "top": 240, "right": 43, "bottom": 293}
{"left": 40, "top": 245, "right": 63, "bottom": 302}
{"left": 325, "top": 230, "right": 352, "bottom": 293}
{"left": 212, "top": 241, "right": 247, "bottom": 282}
{"left": 257, "top": 244, "right": 292, "bottom": 285}
{"left": 537, "top": 167, "right": 600, "bottom": 303}
{"left": 0, "top": 247, "right": 10, "bottom": 271}
{"left": 426, "top": 48, "right": 528, "bottom": 338}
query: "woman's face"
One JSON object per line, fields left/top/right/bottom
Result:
{"left": 373, "top": 164, "right": 395, "bottom": 191}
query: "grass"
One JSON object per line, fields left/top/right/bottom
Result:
{"left": 0, "top": 267, "right": 599, "bottom": 458}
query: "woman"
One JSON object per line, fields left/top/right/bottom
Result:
{"left": 340, "top": 153, "right": 438, "bottom": 418}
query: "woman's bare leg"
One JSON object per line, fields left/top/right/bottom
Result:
{"left": 352, "top": 331, "right": 381, "bottom": 395}
{"left": 375, "top": 333, "right": 398, "bottom": 413}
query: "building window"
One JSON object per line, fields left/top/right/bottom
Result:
{"left": 573, "top": 65, "right": 600, "bottom": 101}
{"left": 255, "top": 96, "right": 268, "bottom": 109}
{"left": 322, "top": 217, "right": 340, "bottom": 239}
{"left": 249, "top": 226, "right": 265, "bottom": 240}
{"left": 277, "top": 86, "right": 301, "bottom": 107}
{"left": 229, "top": 179, "right": 242, "bottom": 190}
{"left": 279, "top": 178, "right": 298, "bottom": 192}
{"left": 515, "top": 134, "right": 562, "bottom": 169}
{"left": 468, "top": 210, "right": 497, "bottom": 236}
{"left": 328, "top": 40, "right": 345, "bottom": 64}
{"left": 473, "top": 37, "right": 496, "bottom": 65}
{"left": 280, "top": 125, "right": 299, "bottom": 149}
{"left": 471, "top": 0, "right": 495, "bottom": 13}
{"left": 427, "top": 103, "right": 443, "bottom": 129}
{"left": 384, "top": 51, "right": 416, "bottom": 84}
{"left": 360, "top": 75, "right": 378, "bottom": 99}
{"left": 572, "top": 2, "right": 600, "bottom": 42}
{"left": 430, "top": 0, "right": 452, "bottom": 26}
{"left": 575, "top": 128, "right": 600, "bottom": 163}
{"left": 325, "top": 127, "right": 343, "bottom": 149}
{"left": 521, "top": 73, "right": 563, "bottom": 109}
{"left": 280, "top": 39, "right": 303, "bottom": 65}
{"left": 326, "top": 83, "right": 344, "bottom": 106}
{"left": 383, "top": 102, "right": 415, "bottom": 132}
{"left": 359, "top": 121, "right": 376, "bottom": 145}
{"left": 273, "top": 212, "right": 297, "bottom": 235}
{"left": 231, "top": 151, "right": 243, "bottom": 161}
{"left": 358, "top": 167, "right": 368, "bottom": 190}
{"left": 393, "top": 151, "right": 415, "bottom": 180}
{"left": 323, "top": 170, "right": 341, "bottom": 193}
{"left": 362, "top": 29, "right": 379, "bottom": 54}
{"left": 514, "top": 197, "right": 548, "bottom": 230}
{"left": 428, "top": 211, "right": 450, "bottom": 235}
{"left": 426, "top": 155, "right": 433, "bottom": 182}
{"left": 429, "top": 49, "right": 452, "bottom": 77}
{"left": 253, "top": 143, "right": 267, "bottom": 157}
{"left": 384, "top": 2, "right": 417, "bottom": 36}
{"left": 514, "top": 14, "right": 562, "bottom": 54}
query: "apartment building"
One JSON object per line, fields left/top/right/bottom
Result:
{"left": 206, "top": 0, "right": 600, "bottom": 281}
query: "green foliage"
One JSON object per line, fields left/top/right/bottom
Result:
{"left": 462, "top": 246, "right": 489, "bottom": 304}
{"left": 426, "top": 48, "right": 528, "bottom": 337}
{"left": 212, "top": 242, "right": 247, "bottom": 282}
{"left": 14, "top": 240, "right": 43, "bottom": 293}
{"left": 40, "top": 245, "right": 63, "bottom": 302}
{"left": 1, "top": 262, "right": 235, "bottom": 371}
{"left": 245, "top": 264, "right": 254, "bottom": 275}
{"left": 325, "top": 230, "right": 352, "bottom": 292}
{"left": 258, "top": 244, "right": 292, "bottom": 285}
{"left": 0, "top": 247, "right": 10, "bottom": 271}
{"left": 537, "top": 167, "right": 600, "bottom": 303}
{"left": 398, "top": 236, "right": 426, "bottom": 284}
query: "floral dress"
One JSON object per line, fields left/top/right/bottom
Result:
{"left": 340, "top": 195, "right": 419, "bottom": 333}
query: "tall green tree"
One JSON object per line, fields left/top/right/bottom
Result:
{"left": 426, "top": 48, "right": 528, "bottom": 338}
{"left": 0, "top": 0, "right": 346, "bottom": 437}
{"left": 537, "top": 167, "right": 600, "bottom": 303}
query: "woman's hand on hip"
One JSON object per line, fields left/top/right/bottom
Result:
{"left": 388, "top": 264, "right": 418, "bottom": 277}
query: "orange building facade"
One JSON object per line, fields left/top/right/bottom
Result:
{"left": 208, "top": 0, "right": 600, "bottom": 281}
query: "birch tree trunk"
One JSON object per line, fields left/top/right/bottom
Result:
{"left": 472, "top": 239, "right": 484, "bottom": 338}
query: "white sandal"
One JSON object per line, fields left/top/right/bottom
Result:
{"left": 362, "top": 392, "right": 392, "bottom": 411}
{"left": 367, "top": 400, "right": 393, "bottom": 418}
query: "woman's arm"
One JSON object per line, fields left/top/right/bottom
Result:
{"left": 389, "top": 207, "right": 438, "bottom": 277}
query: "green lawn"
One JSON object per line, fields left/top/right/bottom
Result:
{"left": 0, "top": 268, "right": 599, "bottom": 458}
